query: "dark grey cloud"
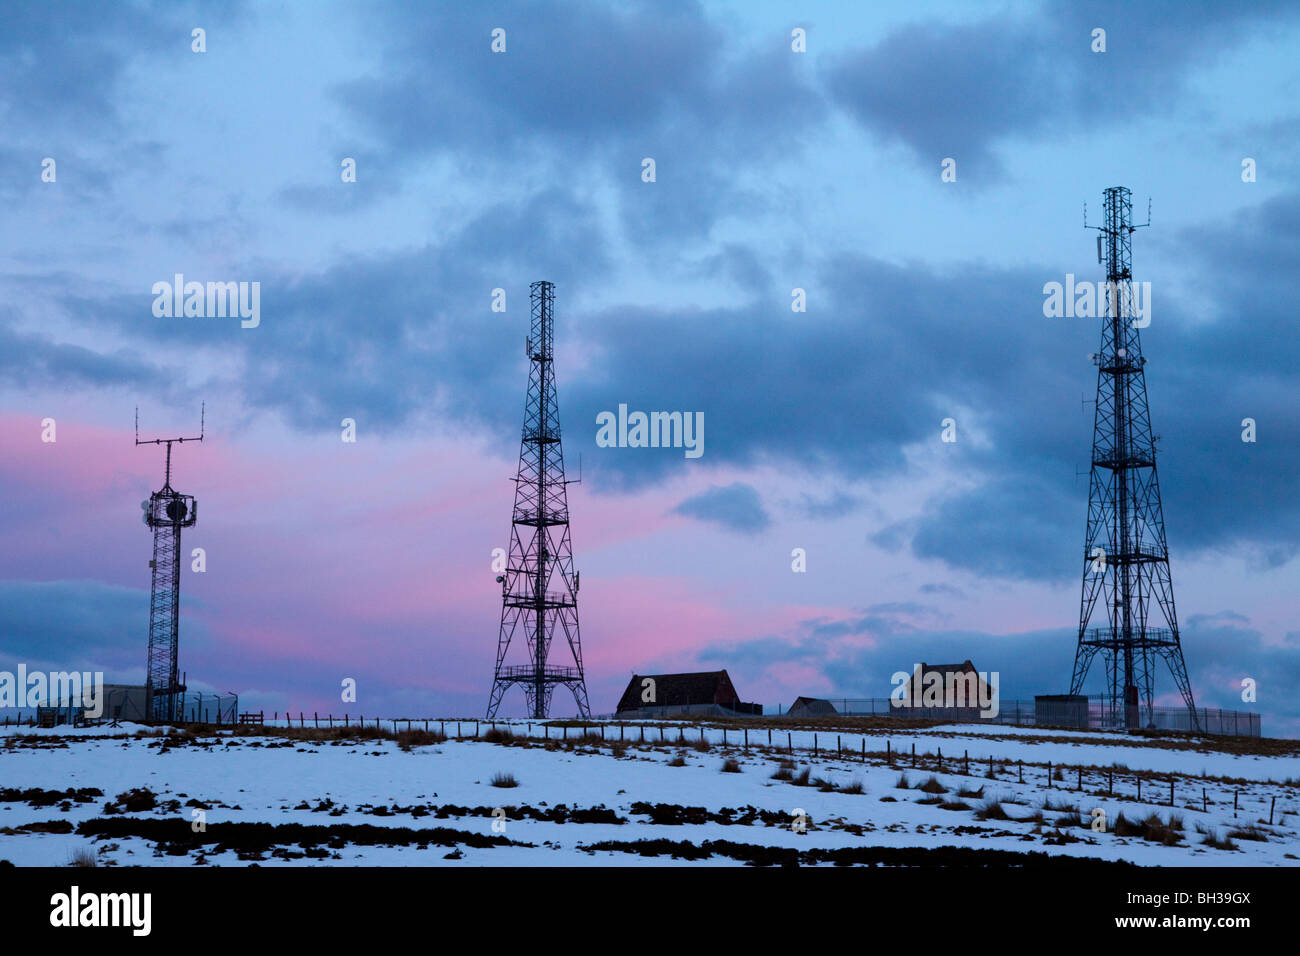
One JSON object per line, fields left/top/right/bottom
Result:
{"left": 0, "top": 579, "right": 147, "bottom": 677}
{"left": 0, "top": 1, "right": 248, "bottom": 135}
{"left": 331, "top": 1, "right": 824, "bottom": 242}
{"left": 671, "top": 482, "right": 769, "bottom": 533}
{"left": 0, "top": 316, "right": 174, "bottom": 393}
{"left": 825, "top": 1, "right": 1300, "bottom": 177}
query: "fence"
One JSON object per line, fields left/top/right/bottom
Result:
{"left": 794, "top": 698, "right": 1261, "bottom": 738}
{"left": 2, "top": 690, "right": 239, "bottom": 728}
{"left": 177, "top": 692, "right": 239, "bottom": 725}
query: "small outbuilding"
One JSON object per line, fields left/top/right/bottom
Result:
{"left": 787, "top": 696, "right": 838, "bottom": 717}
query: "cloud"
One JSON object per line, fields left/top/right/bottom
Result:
{"left": 824, "top": 1, "right": 1300, "bottom": 177}
{"left": 0, "top": 579, "right": 149, "bottom": 677}
{"left": 0, "top": 319, "right": 174, "bottom": 393}
{"left": 671, "top": 482, "right": 769, "bottom": 533}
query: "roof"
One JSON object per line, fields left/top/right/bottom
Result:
{"left": 787, "top": 696, "right": 837, "bottom": 716}
{"left": 920, "top": 660, "right": 976, "bottom": 675}
{"left": 616, "top": 670, "right": 739, "bottom": 712}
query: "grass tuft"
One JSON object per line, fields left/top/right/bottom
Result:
{"left": 918, "top": 776, "right": 947, "bottom": 795}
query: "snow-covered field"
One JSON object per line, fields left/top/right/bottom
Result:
{"left": 1, "top": 721, "right": 1296, "bottom": 867}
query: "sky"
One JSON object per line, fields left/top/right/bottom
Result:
{"left": 1, "top": 0, "right": 1298, "bottom": 734}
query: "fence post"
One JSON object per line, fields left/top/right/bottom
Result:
{"left": 744, "top": 728, "right": 748, "bottom": 749}
{"left": 1202, "top": 787, "right": 1207, "bottom": 812}
{"left": 912, "top": 743, "right": 916, "bottom": 769}
{"left": 1270, "top": 796, "right": 1276, "bottom": 825}
{"left": 1137, "top": 777, "right": 1141, "bottom": 802}
{"left": 788, "top": 732, "right": 792, "bottom": 753}
{"left": 938, "top": 747, "right": 942, "bottom": 770}
{"left": 1048, "top": 761, "right": 1052, "bottom": 787}
{"left": 1018, "top": 760, "right": 1023, "bottom": 784}
{"left": 963, "top": 750, "right": 968, "bottom": 775}
{"left": 814, "top": 733, "right": 818, "bottom": 756}
{"left": 767, "top": 728, "right": 771, "bottom": 746}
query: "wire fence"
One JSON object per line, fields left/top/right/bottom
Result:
{"left": 783, "top": 698, "right": 1261, "bottom": 737}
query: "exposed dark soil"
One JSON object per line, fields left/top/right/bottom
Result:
{"left": 579, "top": 838, "right": 1136, "bottom": 867}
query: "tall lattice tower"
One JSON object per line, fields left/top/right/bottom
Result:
{"left": 137, "top": 406, "right": 203, "bottom": 723}
{"left": 487, "top": 281, "right": 590, "bottom": 719}
{"left": 1071, "top": 187, "right": 1197, "bottom": 731}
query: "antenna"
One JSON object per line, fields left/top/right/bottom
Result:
{"left": 135, "top": 403, "right": 204, "bottom": 723}
{"left": 1069, "top": 186, "right": 1198, "bottom": 732}
{"left": 487, "top": 281, "right": 590, "bottom": 720}
{"left": 565, "top": 452, "right": 583, "bottom": 486}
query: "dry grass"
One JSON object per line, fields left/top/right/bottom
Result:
{"left": 1202, "top": 829, "right": 1237, "bottom": 851}
{"left": 490, "top": 772, "right": 519, "bottom": 788}
{"left": 396, "top": 729, "right": 447, "bottom": 750}
{"left": 975, "top": 801, "right": 1010, "bottom": 821}
{"left": 917, "top": 776, "right": 948, "bottom": 795}
{"left": 67, "top": 846, "right": 97, "bottom": 867}
{"left": 668, "top": 753, "right": 687, "bottom": 767}
{"left": 1227, "top": 825, "right": 1269, "bottom": 842}
{"left": 721, "top": 757, "right": 741, "bottom": 773}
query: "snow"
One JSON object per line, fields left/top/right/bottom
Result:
{"left": 1, "top": 721, "right": 1296, "bottom": 867}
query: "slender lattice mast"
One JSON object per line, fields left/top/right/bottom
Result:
{"left": 487, "top": 281, "right": 590, "bottom": 719}
{"left": 1070, "top": 188, "right": 1198, "bottom": 731}
{"left": 137, "top": 405, "right": 203, "bottom": 723}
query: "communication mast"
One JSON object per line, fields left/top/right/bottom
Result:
{"left": 487, "top": 281, "right": 590, "bottom": 719}
{"left": 136, "top": 404, "right": 203, "bottom": 723}
{"left": 1071, "top": 188, "right": 1198, "bottom": 731}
